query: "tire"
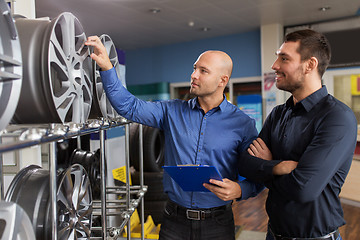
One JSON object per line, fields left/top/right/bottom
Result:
{"left": 129, "top": 122, "right": 140, "bottom": 170}
{"left": 132, "top": 172, "right": 167, "bottom": 225}
{"left": 143, "top": 126, "right": 165, "bottom": 172}
{"left": 143, "top": 200, "right": 167, "bottom": 225}
{"left": 131, "top": 172, "right": 167, "bottom": 201}
{"left": 129, "top": 123, "right": 165, "bottom": 172}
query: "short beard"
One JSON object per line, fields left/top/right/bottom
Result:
{"left": 276, "top": 67, "right": 305, "bottom": 94}
{"left": 276, "top": 81, "right": 303, "bottom": 93}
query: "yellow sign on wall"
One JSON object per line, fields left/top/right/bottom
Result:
{"left": 351, "top": 74, "right": 360, "bottom": 95}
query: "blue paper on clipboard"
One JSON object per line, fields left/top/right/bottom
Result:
{"left": 163, "top": 165, "right": 223, "bottom": 192}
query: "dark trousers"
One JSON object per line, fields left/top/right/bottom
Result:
{"left": 159, "top": 200, "right": 235, "bottom": 240}
{"left": 266, "top": 232, "right": 342, "bottom": 240}
{"left": 266, "top": 224, "right": 343, "bottom": 240}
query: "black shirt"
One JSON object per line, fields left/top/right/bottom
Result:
{"left": 238, "top": 86, "right": 357, "bottom": 238}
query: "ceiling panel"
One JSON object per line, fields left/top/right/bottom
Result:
{"left": 34, "top": 0, "right": 360, "bottom": 50}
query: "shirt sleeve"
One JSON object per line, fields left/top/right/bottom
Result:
{"left": 238, "top": 179, "right": 265, "bottom": 200}
{"left": 237, "top": 108, "right": 281, "bottom": 183}
{"left": 100, "top": 68, "right": 165, "bottom": 129}
{"left": 268, "top": 108, "right": 357, "bottom": 203}
{"left": 238, "top": 152, "right": 281, "bottom": 183}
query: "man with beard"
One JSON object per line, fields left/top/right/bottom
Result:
{"left": 235, "top": 29, "right": 357, "bottom": 239}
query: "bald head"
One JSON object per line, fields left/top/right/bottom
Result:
{"left": 198, "top": 50, "right": 233, "bottom": 79}
{"left": 191, "top": 50, "right": 233, "bottom": 110}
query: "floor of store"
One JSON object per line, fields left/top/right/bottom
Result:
{"left": 233, "top": 189, "right": 360, "bottom": 239}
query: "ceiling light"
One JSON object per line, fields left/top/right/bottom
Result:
{"left": 149, "top": 8, "right": 161, "bottom": 14}
{"left": 188, "top": 21, "right": 195, "bottom": 27}
{"left": 200, "top": 27, "right": 210, "bottom": 32}
{"left": 319, "top": 6, "right": 331, "bottom": 12}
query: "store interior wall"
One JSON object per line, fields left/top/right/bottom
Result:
{"left": 125, "top": 30, "right": 261, "bottom": 86}
{"left": 7, "top": 0, "right": 35, "bottom": 18}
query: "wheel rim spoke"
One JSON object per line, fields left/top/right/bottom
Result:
{"left": 48, "top": 13, "right": 92, "bottom": 123}
{"left": 58, "top": 164, "right": 92, "bottom": 239}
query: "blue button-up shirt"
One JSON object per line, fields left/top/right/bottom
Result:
{"left": 101, "top": 68, "right": 261, "bottom": 208}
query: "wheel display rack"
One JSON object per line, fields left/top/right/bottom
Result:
{"left": 0, "top": 119, "right": 148, "bottom": 239}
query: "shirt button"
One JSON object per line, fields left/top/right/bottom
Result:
{"left": 198, "top": 150, "right": 201, "bottom": 152}
{"left": 204, "top": 117, "right": 206, "bottom": 120}
{"left": 201, "top": 132, "right": 203, "bottom": 135}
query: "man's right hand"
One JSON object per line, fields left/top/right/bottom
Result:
{"left": 247, "top": 138, "right": 272, "bottom": 160}
{"left": 85, "top": 36, "right": 113, "bottom": 71}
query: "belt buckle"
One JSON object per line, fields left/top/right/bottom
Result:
{"left": 186, "top": 209, "right": 202, "bottom": 220}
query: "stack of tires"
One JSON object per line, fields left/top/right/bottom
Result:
{"left": 129, "top": 123, "right": 167, "bottom": 224}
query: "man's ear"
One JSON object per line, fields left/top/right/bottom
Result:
{"left": 305, "top": 57, "right": 318, "bottom": 74}
{"left": 220, "top": 75, "right": 229, "bottom": 87}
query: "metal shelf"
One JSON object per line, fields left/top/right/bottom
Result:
{"left": 0, "top": 119, "right": 146, "bottom": 239}
{"left": 0, "top": 118, "right": 128, "bottom": 154}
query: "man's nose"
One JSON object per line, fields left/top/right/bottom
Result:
{"left": 191, "top": 70, "right": 198, "bottom": 79}
{"left": 271, "top": 59, "right": 279, "bottom": 70}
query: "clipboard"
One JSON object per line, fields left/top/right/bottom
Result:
{"left": 163, "top": 165, "right": 223, "bottom": 192}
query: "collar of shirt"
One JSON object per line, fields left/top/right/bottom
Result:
{"left": 190, "top": 94, "right": 228, "bottom": 112}
{"left": 285, "top": 86, "right": 328, "bottom": 112}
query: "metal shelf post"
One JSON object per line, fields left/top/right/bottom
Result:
{"left": 100, "top": 129, "right": 107, "bottom": 239}
{"left": 125, "top": 123, "right": 131, "bottom": 240}
{"left": 139, "top": 124, "right": 145, "bottom": 240}
{"left": 49, "top": 141, "right": 57, "bottom": 240}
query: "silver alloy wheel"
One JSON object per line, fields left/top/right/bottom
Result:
{"left": 5, "top": 165, "right": 51, "bottom": 239}
{"left": 57, "top": 164, "right": 92, "bottom": 239}
{"left": 0, "top": 0, "right": 22, "bottom": 130}
{"left": 0, "top": 201, "right": 36, "bottom": 240}
{"left": 90, "top": 34, "right": 125, "bottom": 120}
{"left": 12, "top": 12, "right": 93, "bottom": 124}
{"left": 5, "top": 164, "right": 92, "bottom": 239}
{"left": 70, "top": 149, "right": 101, "bottom": 200}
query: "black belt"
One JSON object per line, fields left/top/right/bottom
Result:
{"left": 269, "top": 226, "right": 340, "bottom": 240}
{"left": 166, "top": 200, "right": 231, "bottom": 221}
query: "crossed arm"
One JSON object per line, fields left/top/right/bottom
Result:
{"left": 248, "top": 138, "right": 298, "bottom": 175}
{"left": 203, "top": 138, "right": 297, "bottom": 201}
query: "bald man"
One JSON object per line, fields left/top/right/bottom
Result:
{"left": 86, "top": 36, "right": 262, "bottom": 240}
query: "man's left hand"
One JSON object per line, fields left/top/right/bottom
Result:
{"left": 203, "top": 178, "right": 241, "bottom": 201}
